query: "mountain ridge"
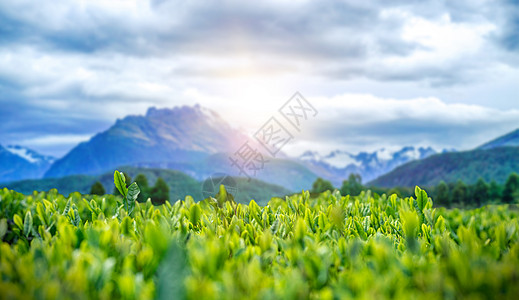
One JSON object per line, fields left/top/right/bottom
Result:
{"left": 478, "top": 128, "right": 519, "bottom": 150}
{"left": 44, "top": 105, "right": 248, "bottom": 178}
{"left": 297, "top": 146, "right": 444, "bottom": 184}
{"left": 0, "top": 145, "right": 55, "bottom": 182}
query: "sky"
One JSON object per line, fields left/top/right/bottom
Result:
{"left": 0, "top": 0, "right": 518, "bottom": 157}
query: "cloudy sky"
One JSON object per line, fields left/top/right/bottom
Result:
{"left": 1, "top": 0, "right": 518, "bottom": 157}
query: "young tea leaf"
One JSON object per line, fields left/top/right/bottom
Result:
{"left": 114, "top": 170, "right": 128, "bottom": 198}
{"left": 13, "top": 214, "right": 23, "bottom": 230}
{"left": 23, "top": 211, "right": 33, "bottom": 238}
{"left": 127, "top": 182, "right": 140, "bottom": 202}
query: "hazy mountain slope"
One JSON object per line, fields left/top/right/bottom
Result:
{"left": 44, "top": 105, "right": 247, "bottom": 178}
{"left": 0, "top": 145, "right": 55, "bottom": 182}
{"left": 369, "top": 147, "right": 519, "bottom": 188}
{"left": 478, "top": 128, "right": 519, "bottom": 149}
{"left": 135, "top": 153, "right": 318, "bottom": 192}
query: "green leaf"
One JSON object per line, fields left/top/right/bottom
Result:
{"left": 189, "top": 204, "right": 202, "bottom": 226}
{"left": 415, "top": 186, "right": 427, "bottom": 211}
{"left": 24, "top": 211, "right": 33, "bottom": 238}
{"left": 63, "top": 199, "right": 71, "bottom": 216}
{"left": 0, "top": 219, "right": 7, "bottom": 240}
{"left": 354, "top": 219, "right": 367, "bottom": 240}
{"left": 127, "top": 182, "right": 140, "bottom": 202}
{"left": 73, "top": 207, "right": 81, "bottom": 226}
{"left": 216, "top": 184, "right": 228, "bottom": 207}
{"left": 114, "top": 170, "right": 128, "bottom": 198}
{"left": 36, "top": 203, "right": 47, "bottom": 226}
{"left": 13, "top": 214, "right": 23, "bottom": 230}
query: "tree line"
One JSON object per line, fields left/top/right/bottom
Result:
{"left": 90, "top": 173, "right": 170, "bottom": 205}
{"left": 311, "top": 173, "right": 519, "bottom": 207}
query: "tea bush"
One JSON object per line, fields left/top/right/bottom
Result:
{"left": 0, "top": 174, "right": 518, "bottom": 299}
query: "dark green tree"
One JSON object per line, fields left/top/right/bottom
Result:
{"left": 90, "top": 181, "right": 106, "bottom": 195}
{"left": 340, "top": 174, "right": 363, "bottom": 196}
{"left": 488, "top": 180, "right": 502, "bottom": 202}
{"left": 473, "top": 178, "right": 489, "bottom": 207}
{"left": 134, "top": 174, "right": 150, "bottom": 202}
{"left": 435, "top": 181, "right": 450, "bottom": 206}
{"left": 113, "top": 173, "right": 132, "bottom": 195}
{"left": 151, "top": 177, "right": 169, "bottom": 205}
{"left": 311, "top": 178, "right": 334, "bottom": 194}
{"left": 503, "top": 173, "right": 519, "bottom": 204}
{"left": 451, "top": 180, "right": 468, "bottom": 204}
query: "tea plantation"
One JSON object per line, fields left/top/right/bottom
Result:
{"left": 0, "top": 172, "right": 518, "bottom": 299}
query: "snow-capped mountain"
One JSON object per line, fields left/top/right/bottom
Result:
{"left": 5, "top": 145, "right": 55, "bottom": 164}
{"left": 0, "top": 145, "right": 55, "bottom": 182}
{"left": 298, "top": 146, "right": 448, "bottom": 185}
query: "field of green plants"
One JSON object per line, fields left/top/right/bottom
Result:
{"left": 1, "top": 171, "right": 518, "bottom": 299}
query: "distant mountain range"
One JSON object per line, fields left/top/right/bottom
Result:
{"left": 369, "top": 128, "right": 519, "bottom": 188}
{"left": 38, "top": 105, "right": 317, "bottom": 191}
{"left": 0, "top": 145, "right": 55, "bottom": 182}
{"left": 297, "top": 146, "right": 448, "bottom": 184}
{"left": 3, "top": 103, "right": 518, "bottom": 194}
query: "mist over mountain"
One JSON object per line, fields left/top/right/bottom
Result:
{"left": 297, "top": 146, "right": 444, "bottom": 184}
{"left": 0, "top": 145, "right": 55, "bottom": 182}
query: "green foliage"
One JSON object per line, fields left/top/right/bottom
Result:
{"left": 113, "top": 172, "right": 132, "bottom": 195}
{"left": 90, "top": 181, "right": 106, "bottom": 195}
{"left": 452, "top": 180, "right": 468, "bottom": 204}
{"left": 114, "top": 170, "right": 140, "bottom": 216}
{"left": 434, "top": 181, "right": 450, "bottom": 205}
{"left": 310, "top": 177, "right": 334, "bottom": 194}
{"left": 473, "top": 178, "right": 489, "bottom": 206}
{"left": 134, "top": 174, "right": 150, "bottom": 202}
{"left": 150, "top": 177, "right": 169, "bottom": 205}
{"left": 489, "top": 180, "right": 502, "bottom": 201}
{"left": 214, "top": 184, "right": 236, "bottom": 208}
{"left": 340, "top": 173, "right": 363, "bottom": 196}
{"left": 4, "top": 167, "right": 291, "bottom": 205}
{"left": 502, "top": 173, "right": 519, "bottom": 203}
{"left": 1, "top": 185, "right": 519, "bottom": 299}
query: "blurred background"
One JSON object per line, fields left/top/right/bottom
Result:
{"left": 1, "top": 0, "right": 518, "bottom": 205}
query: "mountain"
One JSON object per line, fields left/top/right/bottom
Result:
{"left": 0, "top": 145, "right": 55, "bottom": 182}
{"left": 369, "top": 147, "right": 519, "bottom": 188}
{"left": 297, "top": 146, "right": 440, "bottom": 185}
{"left": 45, "top": 105, "right": 248, "bottom": 178}
{"left": 3, "top": 167, "right": 291, "bottom": 205}
{"left": 42, "top": 104, "right": 317, "bottom": 191}
{"left": 478, "top": 128, "right": 519, "bottom": 150}
{"left": 135, "top": 153, "right": 318, "bottom": 192}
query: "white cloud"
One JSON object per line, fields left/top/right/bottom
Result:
{"left": 1, "top": 0, "right": 518, "bottom": 158}
{"left": 19, "top": 134, "right": 92, "bottom": 146}
{"left": 281, "top": 93, "right": 519, "bottom": 156}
